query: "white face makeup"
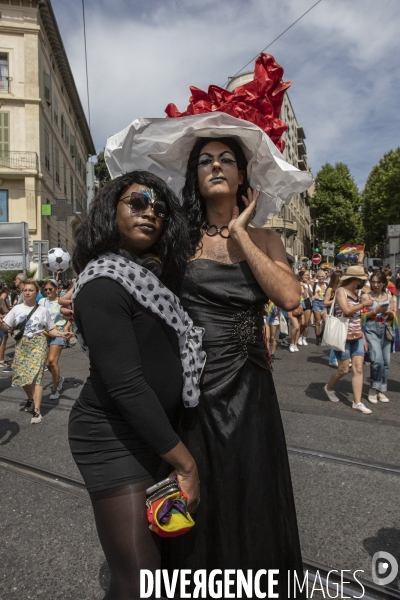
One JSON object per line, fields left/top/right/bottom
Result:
{"left": 198, "top": 150, "right": 237, "bottom": 172}
{"left": 197, "top": 141, "right": 244, "bottom": 201}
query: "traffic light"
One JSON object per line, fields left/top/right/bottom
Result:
{"left": 314, "top": 238, "right": 320, "bottom": 253}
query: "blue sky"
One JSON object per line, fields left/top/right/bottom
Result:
{"left": 51, "top": 0, "right": 400, "bottom": 190}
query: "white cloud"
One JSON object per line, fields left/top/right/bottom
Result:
{"left": 52, "top": 0, "right": 400, "bottom": 189}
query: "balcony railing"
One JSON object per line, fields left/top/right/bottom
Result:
{"left": 297, "top": 138, "right": 307, "bottom": 156}
{"left": 0, "top": 151, "right": 38, "bottom": 171}
{"left": 298, "top": 155, "right": 308, "bottom": 171}
{"left": 0, "top": 76, "right": 9, "bottom": 93}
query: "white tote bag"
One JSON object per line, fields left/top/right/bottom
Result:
{"left": 279, "top": 310, "right": 288, "bottom": 336}
{"left": 321, "top": 293, "right": 349, "bottom": 352}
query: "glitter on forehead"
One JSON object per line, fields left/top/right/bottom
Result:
{"left": 141, "top": 188, "right": 158, "bottom": 201}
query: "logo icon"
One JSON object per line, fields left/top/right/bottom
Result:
{"left": 372, "top": 552, "right": 398, "bottom": 586}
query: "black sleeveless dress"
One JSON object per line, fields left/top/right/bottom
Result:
{"left": 164, "top": 259, "right": 305, "bottom": 598}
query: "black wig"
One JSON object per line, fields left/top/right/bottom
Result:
{"left": 72, "top": 170, "right": 191, "bottom": 294}
{"left": 182, "top": 137, "right": 250, "bottom": 257}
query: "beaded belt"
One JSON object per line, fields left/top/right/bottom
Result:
{"left": 230, "top": 307, "right": 259, "bottom": 358}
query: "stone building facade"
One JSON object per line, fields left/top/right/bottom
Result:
{"left": 0, "top": 0, "right": 95, "bottom": 275}
{"left": 227, "top": 73, "right": 313, "bottom": 266}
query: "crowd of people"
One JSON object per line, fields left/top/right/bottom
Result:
{"left": 0, "top": 274, "right": 74, "bottom": 423}
{"left": 263, "top": 264, "right": 399, "bottom": 414}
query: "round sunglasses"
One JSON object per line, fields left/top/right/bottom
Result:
{"left": 119, "top": 191, "right": 170, "bottom": 221}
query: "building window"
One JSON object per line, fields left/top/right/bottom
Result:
{"left": 44, "top": 127, "right": 50, "bottom": 171}
{"left": 0, "top": 54, "right": 9, "bottom": 93}
{"left": 43, "top": 69, "right": 51, "bottom": 105}
{"left": 63, "top": 162, "right": 67, "bottom": 195}
{"left": 53, "top": 94, "right": 59, "bottom": 126}
{"left": 0, "top": 111, "right": 10, "bottom": 163}
{"left": 55, "top": 146, "right": 60, "bottom": 185}
{"left": 0, "top": 189, "right": 8, "bottom": 222}
{"left": 70, "top": 175, "right": 74, "bottom": 204}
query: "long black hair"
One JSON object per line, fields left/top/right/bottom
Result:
{"left": 182, "top": 137, "right": 250, "bottom": 256}
{"left": 72, "top": 170, "right": 191, "bottom": 294}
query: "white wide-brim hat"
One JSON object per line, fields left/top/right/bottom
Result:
{"left": 105, "top": 112, "right": 313, "bottom": 227}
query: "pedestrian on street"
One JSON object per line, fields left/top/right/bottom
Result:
{"left": 361, "top": 270, "right": 399, "bottom": 403}
{"left": 382, "top": 267, "right": 397, "bottom": 297}
{"left": 288, "top": 303, "right": 303, "bottom": 352}
{"left": 13, "top": 273, "right": 27, "bottom": 305}
{"left": 39, "top": 279, "right": 66, "bottom": 400}
{"left": 68, "top": 170, "right": 202, "bottom": 600}
{"left": 298, "top": 271, "right": 313, "bottom": 346}
{"left": 263, "top": 300, "right": 279, "bottom": 360}
{"left": 324, "top": 272, "right": 342, "bottom": 367}
{"left": 312, "top": 270, "right": 327, "bottom": 344}
{"left": 0, "top": 279, "right": 71, "bottom": 423}
{"left": 323, "top": 266, "right": 374, "bottom": 413}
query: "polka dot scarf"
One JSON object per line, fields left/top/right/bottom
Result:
{"left": 72, "top": 252, "right": 206, "bottom": 407}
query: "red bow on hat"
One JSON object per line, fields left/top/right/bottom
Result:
{"left": 165, "top": 53, "right": 292, "bottom": 152}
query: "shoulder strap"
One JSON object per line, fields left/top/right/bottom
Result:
{"left": 17, "top": 304, "right": 39, "bottom": 334}
{"left": 25, "top": 304, "right": 39, "bottom": 321}
{"left": 329, "top": 291, "right": 337, "bottom": 316}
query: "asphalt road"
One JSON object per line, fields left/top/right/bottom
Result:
{"left": 0, "top": 329, "right": 399, "bottom": 599}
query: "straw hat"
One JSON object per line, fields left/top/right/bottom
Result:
{"left": 340, "top": 265, "right": 367, "bottom": 281}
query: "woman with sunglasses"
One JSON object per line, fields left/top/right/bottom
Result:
{"left": 323, "top": 266, "right": 374, "bottom": 413}
{"left": 361, "top": 270, "right": 398, "bottom": 403}
{"left": 68, "top": 170, "right": 203, "bottom": 600}
{"left": 39, "top": 279, "right": 67, "bottom": 400}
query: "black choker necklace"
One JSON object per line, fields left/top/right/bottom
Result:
{"left": 204, "top": 223, "right": 230, "bottom": 239}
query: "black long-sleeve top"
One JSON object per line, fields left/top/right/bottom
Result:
{"left": 73, "top": 277, "right": 181, "bottom": 455}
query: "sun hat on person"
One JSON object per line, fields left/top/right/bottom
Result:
{"left": 340, "top": 266, "right": 368, "bottom": 281}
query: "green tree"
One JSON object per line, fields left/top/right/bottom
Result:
{"left": 310, "top": 163, "right": 363, "bottom": 254}
{"left": 362, "top": 147, "right": 400, "bottom": 255}
{"left": 0, "top": 269, "right": 37, "bottom": 289}
{"left": 94, "top": 149, "right": 111, "bottom": 187}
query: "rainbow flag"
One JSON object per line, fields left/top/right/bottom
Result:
{"left": 266, "top": 301, "right": 279, "bottom": 324}
{"left": 337, "top": 244, "right": 364, "bottom": 261}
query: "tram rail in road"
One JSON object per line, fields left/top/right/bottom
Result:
{"left": 0, "top": 452, "right": 399, "bottom": 600}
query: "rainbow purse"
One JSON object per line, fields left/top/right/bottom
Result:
{"left": 146, "top": 477, "right": 195, "bottom": 538}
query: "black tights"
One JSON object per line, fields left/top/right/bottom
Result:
{"left": 90, "top": 480, "right": 161, "bottom": 600}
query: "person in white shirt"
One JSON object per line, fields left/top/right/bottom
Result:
{"left": 39, "top": 279, "right": 67, "bottom": 400}
{"left": 0, "top": 279, "right": 72, "bottom": 424}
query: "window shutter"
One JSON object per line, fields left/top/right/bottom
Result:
{"left": 70, "top": 133, "right": 76, "bottom": 157}
{"left": 53, "top": 95, "right": 59, "bottom": 125}
{"left": 44, "top": 127, "right": 50, "bottom": 170}
{"left": 43, "top": 70, "right": 51, "bottom": 105}
{"left": 0, "top": 112, "right": 10, "bottom": 155}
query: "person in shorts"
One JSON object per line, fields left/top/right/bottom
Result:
{"left": 39, "top": 279, "right": 67, "bottom": 400}
{"left": 323, "top": 266, "right": 374, "bottom": 414}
